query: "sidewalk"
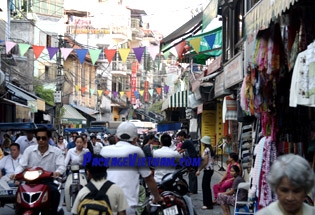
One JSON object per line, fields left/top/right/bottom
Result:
{"left": 190, "top": 162, "right": 229, "bottom": 215}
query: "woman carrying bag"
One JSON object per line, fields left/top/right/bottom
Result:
{"left": 196, "top": 136, "right": 215, "bottom": 210}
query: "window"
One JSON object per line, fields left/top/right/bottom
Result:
{"left": 46, "top": 35, "right": 52, "bottom": 47}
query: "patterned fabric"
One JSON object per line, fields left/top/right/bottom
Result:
{"left": 217, "top": 193, "right": 236, "bottom": 206}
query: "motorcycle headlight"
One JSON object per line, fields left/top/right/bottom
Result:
{"left": 71, "top": 164, "right": 80, "bottom": 171}
{"left": 24, "top": 170, "right": 43, "bottom": 180}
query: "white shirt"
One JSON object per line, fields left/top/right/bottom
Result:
{"left": 0, "top": 154, "right": 21, "bottom": 176}
{"left": 15, "top": 136, "right": 37, "bottom": 154}
{"left": 153, "top": 146, "right": 182, "bottom": 183}
{"left": 15, "top": 145, "right": 66, "bottom": 175}
{"left": 100, "top": 141, "right": 151, "bottom": 208}
{"left": 64, "top": 148, "right": 90, "bottom": 166}
{"left": 92, "top": 141, "right": 103, "bottom": 155}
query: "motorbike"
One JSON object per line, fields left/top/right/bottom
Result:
{"left": 14, "top": 166, "right": 64, "bottom": 215}
{"left": 64, "top": 164, "right": 88, "bottom": 212}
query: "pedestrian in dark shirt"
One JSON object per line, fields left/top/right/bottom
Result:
{"left": 177, "top": 130, "right": 198, "bottom": 194}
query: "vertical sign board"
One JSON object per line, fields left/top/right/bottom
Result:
{"left": 201, "top": 110, "right": 216, "bottom": 155}
{"left": 216, "top": 102, "right": 223, "bottom": 154}
{"left": 214, "top": 72, "right": 225, "bottom": 98}
{"left": 131, "top": 62, "right": 138, "bottom": 105}
{"left": 144, "top": 81, "right": 149, "bottom": 102}
{"left": 224, "top": 53, "right": 243, "bottom": 89}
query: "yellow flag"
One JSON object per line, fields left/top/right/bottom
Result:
{"left": 119, "top": 91, "right": 124, "bottom": 97}
{"left": 118, "top": 48, "right": 131, "bottom": 63}
{"left": 139, "top": 90, "right": 144, "bottom": 96}
{"left": 189, "top": 37, "right": 202, "bottom": 53}
{"left": 97, "top": 90, "right": 103, "bottom": 97}
{"left": 75, "top": 85, "right": 80, "bottom": 92}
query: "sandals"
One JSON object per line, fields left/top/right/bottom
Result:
{"left": 201, "top": 206, "right": 213, "bottom": 210}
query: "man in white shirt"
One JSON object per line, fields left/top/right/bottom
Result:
{"left": 90, "top": 135, "right": 103, "bottom": 154}
{"left": 0, "top": 143, "right": 21, "bottom": 189}
{"left": 153, "top": 133, "right": 182, "bottom": 183}
{"left": 15, "top": 131, "right": 37, "bottom": 154}
{"left": 100, "top": 122, "right": 163, "bottom": 215}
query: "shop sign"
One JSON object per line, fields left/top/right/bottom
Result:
{"left": 214, "top": 72, "right": 225, "bottom": 97}
{"left": 224, "top": 53, "right": 243, "bottom": 89}
{"left": 207, "top": 56, "right": 222, "bottom": 75}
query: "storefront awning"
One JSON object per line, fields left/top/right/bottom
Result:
{"left": 245, "top": 0, "right": 299, "bottom": 34}
{"left": 162, "top": 91, "right": 188, "bottom": 111}
{"left": 160, "top": 12, "right": 203, "bottom": 52}
{"left": 70, "top": 103, "right": 98, "bottom": 118}
{"left": 62, "top": 104, "right": 87, "bottom": 125}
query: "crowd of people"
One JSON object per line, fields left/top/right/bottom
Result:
{"left": 0, "top": 123, "right": 314, "bottom": 215}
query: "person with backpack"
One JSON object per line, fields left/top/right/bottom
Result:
{"left": 196, "top": 136, "right": 215, "bottom": 210}
{"left": 71, "top": 154, "right": 128, "bottom": 215}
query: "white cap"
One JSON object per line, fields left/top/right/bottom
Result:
{"left": 96, "top": 135, "right": 102, "bottom": 140}
{"left": 200, "top": 136, "right": 211, "bottom": 145}
{"left": 116, "top": 122, "right": 138, "bottom": 142}
{"left": 104, "top": 134, "right": 108, "bottom": 138}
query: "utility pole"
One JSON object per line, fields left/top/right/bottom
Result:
{"left": 54, "top": 35, "right": 64, "bottom": 134}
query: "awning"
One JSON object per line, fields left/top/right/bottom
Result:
{"left": 62, "top": 104, "right": 87, "bottom": 125}
{"left": 6, "top": 83, "right": 36, "bottom": 102}
{"left": 162, "top": 91, "right": 188, "bottom": 111}
{"left": 199, "top": 71, "right": 220, "bottom": 82}
{"left": 245, "top": 0, "right": 299, "bottom": 34}
{"left": 160, "top": 12, "right": 203, "bottom": 52}
{"left": 70, "top": 103, "right": 98, "bottom": 118}
{"left": 2, "top": 98, "right": 31, "bottom": 121}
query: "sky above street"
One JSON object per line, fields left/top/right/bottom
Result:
{"left": 125, "top": 0, "right": 211, "bottom": 36}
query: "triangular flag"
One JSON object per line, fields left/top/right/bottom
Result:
{"left": 126, "top": 91, "right": 131, "bottom": 99}
{"left": 163, "top": 50, "right": 170, "bottom": 59}
{"left": 104, "top": 49, "right": 116, "bottom": 64}
{"left": 139, "top": 90, "right": 144, "bottom": 96}
{"left": 90, "top": 88, "right": 95, "bottom": 95}
{"left": 75, "top": 49, "right": 88, "bottom": 64}
{"left": 113, "top": 91, "right": 118, "bottom": 99}
{"left": 133, "top": 47, "right": 145, "bottom": 63}
{"left": 189, "top": 37, "right": 202, "bottom": 53}
{"left": 175, "top": 41, "right": 186, "bottom": 58}
{"left": 156, "top": 87, "right": 162, "bottom": 95}
{"left": 104, "top": 90, "right": 110, "bottom": 95}
{"left": 134, "top": 91, "right": 139, "bottom": 99}
{"left": 89, "top": 49, "right": 102, "bottom": 65}
{"left": 5, "top": 41, "right": 16, "bottom": 54}
{"left": 81, "top": 87, "right": 86, "bottom": 94}
{"left": 148, "top": 89, "right": 154, "bottom": 96}
{"left": 204, "top": 34, "right": 216, "bottom": 49}
{"left": 147, "top": 46, "right": 159, "bottom": 60}
{"left": 118, "top": 48, "right": 131, "bottom": 63}
{"left": 47, "top": 47, "right": 59, "bottom": 60}
{"left": 119, "top": 91, "right": 124, "bottom": 97}
{"left": 97, "top": 90, "right": 103, "bottom": 97}
{"left": 75, "top": 85, "right": 80, "bottom": 92}
{"left": 18, "top": 43, "right": 31, "bottom": 56}
{"left": 0, "top": 40, "right": 3, "bottom": 44}
{"left": 164, "top": 85, "right": 169, "bottom": 94}
{"left": 60, "top": 48, "right": 73, "bottom": 60}
{"left": 32, "top": 45, "right": 45, "bottom": 59}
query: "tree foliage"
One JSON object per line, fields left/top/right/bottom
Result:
{"left": 34, "top": 85, "right": 54, "bottom": 106}
{"left": 148, "top": 100, "right": 164, "bottom": 114}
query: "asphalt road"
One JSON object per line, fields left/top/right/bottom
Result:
{"left": 0, "top": 164, "right": 229, "bottom": 215}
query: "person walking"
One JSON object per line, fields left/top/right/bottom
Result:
{"left": 196, "top": 136, "right": 215, "bottom": 210}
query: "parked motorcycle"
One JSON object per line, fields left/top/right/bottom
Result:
{"left": 14, "top": 166, "right": 64, "bottom": 215}
{"left": 64, "top": 164, "right": 88, "bottom": 212}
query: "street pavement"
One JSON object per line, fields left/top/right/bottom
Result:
{"left": 0, "top": 163, "right": 229, "bottom": 215}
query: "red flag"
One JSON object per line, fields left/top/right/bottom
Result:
{"left": 32, "top": 45, "right": 45, "bottom": 59}
{"left": 175, "top": 41, "right": 186, "bottom": 58}
{"left": 104, "top": 49, "right": 116, "bottom": 64}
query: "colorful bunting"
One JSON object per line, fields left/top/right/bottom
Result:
{"left": 133, "top": 47, "right": 145, "bottom": 63}
{"left": 148, "top": 89, "right": 154, "bottom": 96}
{"left": 18, "top": 43, "right": 31, "bottom": 56}
{"left": 125, "top": 91, "right": 131, "bottom": 99}
{"left": 60, "top": 48, "right": 73, "bottom": 60}
{"left": 104, "top": 90, "right": 110, "bottom": 95}
{"left": 90, "top": 88, "right": 95, "bottom": 95}
{"left": 119, "top": 91, "right": 124, "bottom": 97}
{"left": 139, "top": 90, "right": 144, "bottom": 96}
{"left": 81, "top": 87, "right": 86, "bottom": 94}
{"left": 156, "top": 87, "right": 162, "bottom": 95}
{"left": 75, "top": 49, "right": 88, "bottom": 64}
{"left": 134, "top": 91, "right": 139, "bottom": 99}
{"left": 204, "top": 34, "right": 216, "bottom": 49}
{"left": 47, "top": 47, "right": 59, "bottom": 60}
{"left": 163, "top": 50, "right": 171, "bottom": 59}
{"left": 32, "top": 45, "right": 45, "bottom": 59}
{"left": 75, "top": 85, "right": 80, "bottom": 92}
{"left": 147, "top": 46, "right": 159, "bottom": 60}
{"left": 175, "top": 41, "right": 186, "bottom": 58}
{"left": 113, "top": 91, "right": 118, "bottom": 99}
{"left": 104, "top": 49, "right": 116, "bottom": 64}
{"left": 118, "top": 48, "right": 131, "bottom": 63}
{"left": 5, "top": 41, "right": 16, "bottom": 54}
{"left": 164, "top": 85, "right": 169, "bottom": 94}
{"left": 97, "top": 90, "right": 103, "bottom": 97}
{"left": 89, "top": 49, "right": 102, "bottom": 65}
{"left": 189, "top": 37, "right": 202, "bottom": 53}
